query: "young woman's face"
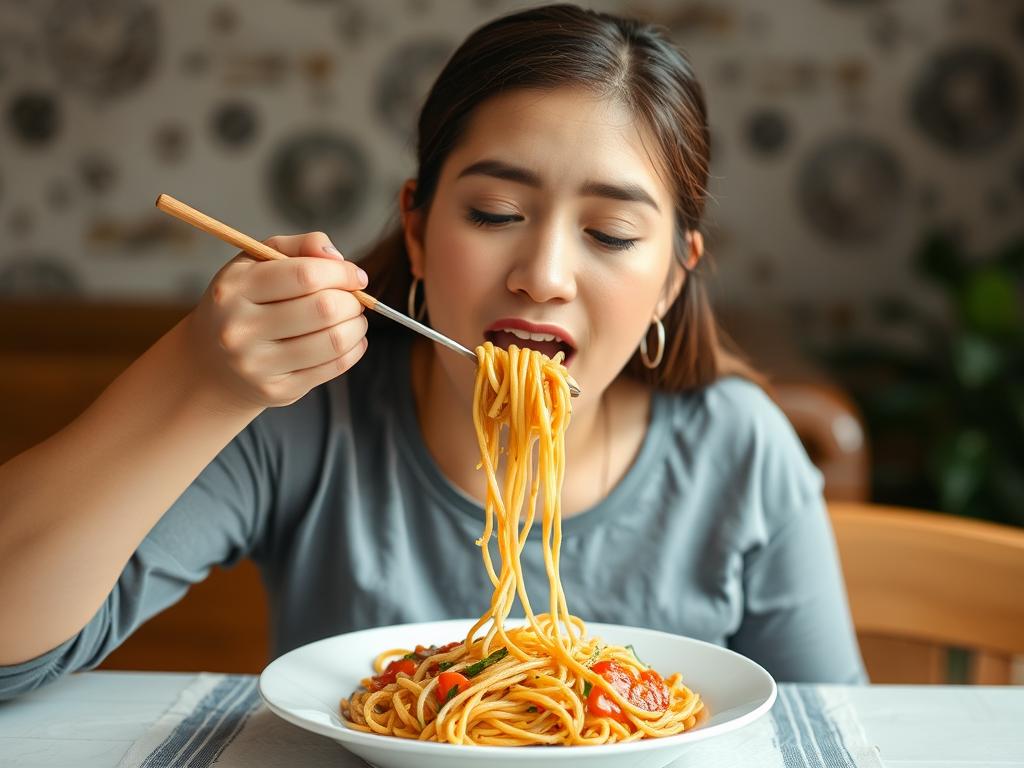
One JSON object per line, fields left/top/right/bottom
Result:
{"left": 405, "top": 86, "right": 685, "bottom": 405}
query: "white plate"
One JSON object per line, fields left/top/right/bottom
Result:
{"left": 259, "top": 619, "right": 776, "bottom": 768}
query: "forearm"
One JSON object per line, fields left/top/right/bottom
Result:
{"left": 0, "top": 314, "right": 263, "bottom": 665}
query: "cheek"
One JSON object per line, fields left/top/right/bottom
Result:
{"left": 420, "top": 213, "right": 504, "bottom": 334}
{"left": 587, "top": 248, "right": 673, "bottom": 358}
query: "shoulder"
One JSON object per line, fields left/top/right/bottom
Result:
{"left": 659, "top": 376, "right": 824, "bottom": 530}
{"left": 661, "top": 375, "right": 800, "bottom": 451}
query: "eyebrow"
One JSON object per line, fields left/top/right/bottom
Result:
{"left": 457, "top": 159, "right": 661, "bottom": 213}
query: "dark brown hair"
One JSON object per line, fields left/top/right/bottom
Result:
{"left": 360, "top": 3, "right": 759, "bottom": 392}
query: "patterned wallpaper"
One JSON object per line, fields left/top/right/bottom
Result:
{"left": 0, "top": 0, "right": 1021, "bottom": 341}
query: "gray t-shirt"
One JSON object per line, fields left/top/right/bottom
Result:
{"left": 0, "top": 331, "right": 865, "bottom": 698}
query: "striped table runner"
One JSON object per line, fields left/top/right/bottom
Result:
{"left": 116, "top": 674, "right": 883, "bottom": 768}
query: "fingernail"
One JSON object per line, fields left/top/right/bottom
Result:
{"left": 322, "top": 244, "right": 343, "bottom": 259}
{"left": 356, "top": 267, "right": 368, "bottom": 287}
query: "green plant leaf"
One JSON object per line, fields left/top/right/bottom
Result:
{"left": 960, "top": 269, "right": 1020, "bottom": 335}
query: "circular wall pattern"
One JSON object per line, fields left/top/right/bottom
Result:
{"left": 798, "top": 135, "right": 905, "bottom": 243}
{"left": 44, "top": 0, "right": 160, "bottom": 99}
{"left": 375, "top": 37, "right": 454, "bottom": 143}
{"left": 7, "top": 91, "right": 60, "bottom": 145}
{"left": 745, "top": 108, "right": 791, "bottom": 155}
{"left": 211, "top": 101, "right": 259, "bottom": 148}
{"left": 911, "top": 45, "right": 1019, "bottom": 154}
{"left": 267, "top": 131, "right": 370, "bottom": 230}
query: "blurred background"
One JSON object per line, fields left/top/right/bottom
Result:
{"left": 1, "top": 0, "right": 1021, "bottom": 525}
{"left": 0, "top": 0, "right": 1022, "bottom": 681}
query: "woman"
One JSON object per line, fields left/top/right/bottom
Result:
{"left": 0, "top": 4, "right": 864, "bottom": 698}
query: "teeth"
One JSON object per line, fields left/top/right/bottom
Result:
{"left": 497, "top": 327, "right": 561, "bottom": 343}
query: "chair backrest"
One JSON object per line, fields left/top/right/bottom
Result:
{"left": 829, "top": 502, "right": 1024, "bottom": 684}
{"left": 773, "top": 381, "right": 870, "bottom": 502}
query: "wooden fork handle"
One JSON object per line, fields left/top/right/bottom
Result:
{"left": 155, "top": 193, "right": 376, "bottom": 309}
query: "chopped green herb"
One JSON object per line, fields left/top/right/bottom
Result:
{"left": 438, "top": 660, "right": 455, "bottom": 671}
{"left": 526, "top": 706, "right": 538, "bottom": 713}
{"left": 402, "top": 653, "right": 420, "bottom": 661}
{"left": 583, "top": 681, "right": 592, "bottom": 697}
{"left": 464, "top": 647, "right": 508, "bottom": 678}
{"left": 444, "top": 685, "right": 460, "bottom": 704}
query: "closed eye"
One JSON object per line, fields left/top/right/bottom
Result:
{"left": 587, "top": 229, "right": 638, "bottom": 251}
{"left": 468, "top": 208, "right": 638, "bottom": 251}
{"left": 467, "top": 208, "right": 523, "bottom": 227}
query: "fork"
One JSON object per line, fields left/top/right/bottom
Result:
{"left": 154, "top": 194, "right": 581, "bottom": 397}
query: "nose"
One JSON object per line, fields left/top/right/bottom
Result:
{"left": 505, "top": 224, "right": 577, "bottom": 304}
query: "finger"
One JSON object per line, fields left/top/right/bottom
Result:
{"left": 250, "top": 288, "right": 364, "bottom": 341}
{"left": 264, "top": 232, "right": 345, "bottom": 260}
{"left": 261, "top": 314, "right": 368, "bottom": 374}
{"left": 285, "top": 336, "right": 369, "bottom": 393}
{"left": 242, "top": 256, "right": 368, "bottom": 304}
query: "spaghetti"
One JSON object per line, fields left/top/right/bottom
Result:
{"left": 341, "top": 343, "right": 703, "bottom": 745}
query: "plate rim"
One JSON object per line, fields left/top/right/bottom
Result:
{"left": 258, "top": 619, "right": 778, "bottom": 758}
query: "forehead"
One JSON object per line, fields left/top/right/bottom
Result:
{"left": 445, "top": 87, "right": 671, "bottom": 203}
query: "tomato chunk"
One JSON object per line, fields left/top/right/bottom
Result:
{"left": 586, "top": 659, "right": 669, "bottom": 721}
{"left": 435, "top": 671, "right": 471, "bottom": 703}
{"left": 631, "top": 669, "right": 670, "bottom": 712}
{"left": 591, "top": 660, "right": 634, "bottom": 696}
{"left": 587, "top": 684, "right": 629, "bottom": 724}
{"left": 369, "top": 657, "right": 418, "bottom": 691}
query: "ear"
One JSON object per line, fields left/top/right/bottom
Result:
{"left": 685, "top": 230, "right": 704, "bottom": 271}
{"left": 655, "top": 230, "right": 703, "bottom": 318}
{"left": 399, "top": 179, "right": 427, "bottom": 279}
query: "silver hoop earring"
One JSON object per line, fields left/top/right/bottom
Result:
{"left": 407, "top": 276, "right": 426, "bottom": 321}
{"left": 639, "top": 316, "right": 665, "bottom": 369}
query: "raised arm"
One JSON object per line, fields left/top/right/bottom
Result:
{"left": 0, "top": 232, "right": 367, "bottom": 666}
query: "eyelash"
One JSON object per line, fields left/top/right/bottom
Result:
{"left": 466, "top": 208, "right": 638, "bottom": 251}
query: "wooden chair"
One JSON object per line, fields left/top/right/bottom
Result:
{"left": 773, "top": 380, "right": 869, "bottom": 502}
{"left": 830, "top": 502, "right": 1024, "bottom": 684}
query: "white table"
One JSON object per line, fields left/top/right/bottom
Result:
{"left": 0, "top": 672, "right": 1022, "bottom": 767}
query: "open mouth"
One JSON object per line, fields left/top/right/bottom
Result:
{"left": 484, "top": 322, "right": 577, "bottom": 366}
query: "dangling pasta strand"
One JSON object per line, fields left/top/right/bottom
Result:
{"left": 341, "top": 343, "right": 704, "bottom": 744}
